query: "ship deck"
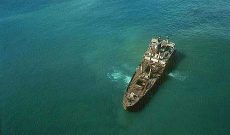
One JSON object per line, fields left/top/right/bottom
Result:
{"left": 123, "top": 38, "right": 175, "bottom": 110}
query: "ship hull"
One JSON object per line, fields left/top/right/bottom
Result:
{"left": 123, "top": 50, "right": 176, "bottom": 111}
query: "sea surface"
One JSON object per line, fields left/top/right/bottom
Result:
{"left": 1, "top": 0, "right": 230, "bottom": 135}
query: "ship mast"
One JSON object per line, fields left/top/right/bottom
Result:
{"left": 140, "top": 63, "right": 142, "bottom": 73}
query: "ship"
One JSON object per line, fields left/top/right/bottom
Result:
{"left": 123, "top": 37, "right": 176, "bottom": 111}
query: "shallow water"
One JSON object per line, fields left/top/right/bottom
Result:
{"left": 1, "top": 0, "right": 230, "bottom": 135}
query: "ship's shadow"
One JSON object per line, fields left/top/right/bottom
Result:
{"left": 128, "top": 51, "right": 185, "bottom": 112}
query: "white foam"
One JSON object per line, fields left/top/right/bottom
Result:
{"left": 107, "top": 70, "right": 131, "bottom": 84}
{"left": 124, "top": 76, "right": 131, "bottom": 84}
{"left": 168, "top": 71, "right": 187, "bottom": 81}
{"left": 111, "top": 72, "right": 122, "bottom": 80}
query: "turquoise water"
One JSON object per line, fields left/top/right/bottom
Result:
{"left": 1, "top": 0, "right": 230, "bottom": 134}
